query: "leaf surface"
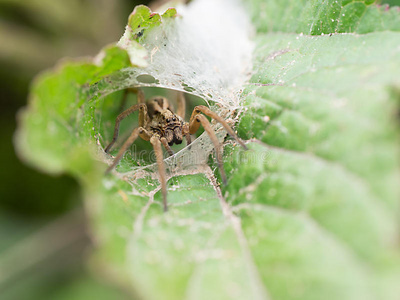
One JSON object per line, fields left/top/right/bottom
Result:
{"left": 15, "top": 0, "right": 400, "bottom": 299}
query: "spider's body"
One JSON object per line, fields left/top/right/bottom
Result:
{"left": 105, "top": 89, "right": 246, "bottom": 212}
{"left": 146, "top": 97, "right": 185, "bottom": 146}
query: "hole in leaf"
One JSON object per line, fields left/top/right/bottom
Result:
{"left": 183, "top": 86, "right": 195, "bottom": 93}
{"left": 136, "top": 74, "right": 157, "bottom": 84}
{"left": 97, "top": 87, "right": 208, "bottom": 171}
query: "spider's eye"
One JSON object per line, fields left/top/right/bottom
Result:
{"left": 172, "top": 117, "right": 176, "bottom": 121}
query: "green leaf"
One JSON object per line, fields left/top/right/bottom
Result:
{"left": 127, "top": 5, "right": 164, "bottom": 40}
{"left": 246, "top": 0, "right": 400, "bottom": 34}
{"left": 15, "top": 1, "right": 400, "bottom": 300}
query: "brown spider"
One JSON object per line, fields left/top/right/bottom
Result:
{"left": 104, "top": 89, "right": 247, "bottom": 211}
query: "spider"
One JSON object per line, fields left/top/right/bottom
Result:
{"left": 104, "top": 88, "right": 247, "bottom": 211}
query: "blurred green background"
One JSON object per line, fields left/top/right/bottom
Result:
{"left": 0, "top": 0, "right": 399, "bottom": 299}
{"left": 0, "top": 1, "right": 151, "bottom": 299}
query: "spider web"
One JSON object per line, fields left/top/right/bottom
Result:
{"left": 89, "top": 0, "right": 253, "bottom": 176}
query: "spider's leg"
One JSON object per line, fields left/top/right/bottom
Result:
{"left": 189, "top": 105, "right": 247, "bottom": 150}
{"left": 150, "top": 136, "right": 168, "bottom": 212}
{"left": 176, "top": 91, "right": 186, "bottom": 119}
{"left": 160, "top": 137, "right": 174, "bottom": 156}
{"left": 105, "top": 127, "right": 151, "bottom": 173}
{"left": 182, "top": 123, "right": 192, "bottom": 146}
{"left": 135, "top": 89, "right": 149, "bottom": 127}
{"left": 105, "top": 103, "right": 147, "bottom": 153}
{"left": 194, "top": 114, "right": 227, "bottom": 185}
{"left": 117, "top": 88, "right": 146, "bottom": 125}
